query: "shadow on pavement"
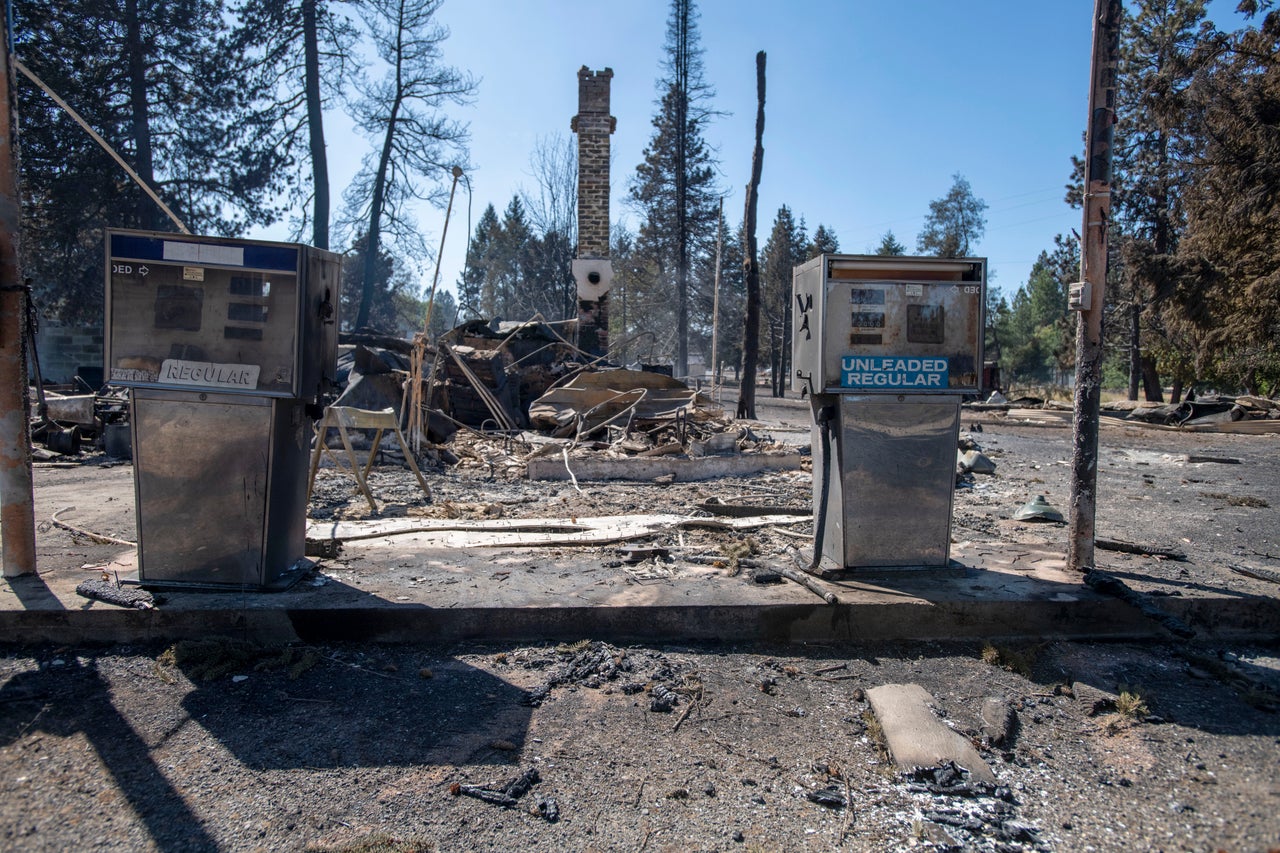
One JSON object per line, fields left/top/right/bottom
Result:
{"left": 175, "top": 644, "right": 533, "bottom": 770}
{"left": 0, "top": 643, "right": 532, "bottom": 850}
{"left": 0, "top": 658, "right": 219, "bottom": 853}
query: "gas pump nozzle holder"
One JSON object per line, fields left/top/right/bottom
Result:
{"left": 791, "top": 254, "right": 986, "bottom": 572}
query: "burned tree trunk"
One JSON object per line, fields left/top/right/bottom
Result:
{"left": 737, "top": 51, "right": 765, "bottom": 421}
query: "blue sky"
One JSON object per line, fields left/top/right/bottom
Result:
{"left": 261, "top": 0, "right": 1238, "bottom": 308}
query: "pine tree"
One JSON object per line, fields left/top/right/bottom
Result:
{"left": 458, "top": 203, "right": 499, "bottom": 318}
{"left": 1113, "top": 0, "right": 1208, "bottom": 399}
{"left": 495, "top": 196, "right": 534, "bottom": 321}
{"left": 916, "top": 174, "right": 987, "bottom": 258}
{"left": 340, "top": 233, "right": 412, "bottom": 333}
{"left": 873, "top": 230, "right": 906, "bottom": 256}
{"left": 807, "top": 224, "right": 840, "bottom": 258}
{"left": 425, "top": 289, "right": 457, "bottom": 340}
{"left": 691, "top": 209, "right": 745, "bottom": 377}
{"left": 628, "top": 0, "right": 721, "bottom": 374}
{"left": 760, "top": 206, "right": 806, "bottom": 396}
{"left": 230, "top": 0, "right": 360, "bottom": 250}
{"left": 1174, "top": 2, "right": 1280, "bottom": 393}
{"left": 14, "top": 0, "right": 288, "bottom": 323}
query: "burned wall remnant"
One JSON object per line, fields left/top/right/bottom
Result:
{"left": 570, "top": 66, "right": 615, "bottom": 358}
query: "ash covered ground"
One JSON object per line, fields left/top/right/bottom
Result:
{"left": 6, "top": 396, "right": 1280, "bottom": 851}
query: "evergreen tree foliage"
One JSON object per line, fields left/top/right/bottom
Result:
{"left": 609, "top": 225, "right": 666, "bottom": 365}
{"left": 14, "top": 0, "right": 289, "bottom": 323}
{"left": 628, "top": 0, "right": 721, "bottom": 373}
{"left": 492, "top": 196, "right": 533, "bottom": 321}
{"left": 1111, "top": 0, "right": 1208, "bottom": 399}
{"left": 455, "top": 196, "right": 573, "bottom": 325}
{"left": 339, "top": 232, "right": 414, "bottom": 333}
{"left": 1002, "top": 240, "right": 1076, "bottom": 384}
{"left": 457, "top": 203, "right": 499, "bottom": 319}
{"left": 230, "top": 0, "right": 360, "bottom": 250}
{"left": 916, "top": 174, "right": 987, "bottom": 258}
{"left": 1172, "top": 1, "right": 1280, "bottom": 393}
{"left": 425, "top": 289, "right": 457, "bottom": 340}
{"left": 760, "top": 205, "right": 806, "bottom": 396}
{"left": 807, "top": 224, "right": 840, "bottom": 258}
{"left": 520, "top": 134, "right": 578, "bottom": 321}
{"left": 873, "top": 230, "right": 906, "bottom": 256}
{"left": 990, "top": 235, "right": 1079, "bottom": 388}
{"left": 690, "top": 210, "right": 745, "bottom": 377}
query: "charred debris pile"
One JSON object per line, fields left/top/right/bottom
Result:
{"left": 327, "top": 319, "right": 787, "bottom": 475}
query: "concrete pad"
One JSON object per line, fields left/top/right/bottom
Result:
{"left": 866, "top": 683, "right": 996, "bottom": 784}
{"left": 4, "top": 535, "right": 1279, "bottom": 646}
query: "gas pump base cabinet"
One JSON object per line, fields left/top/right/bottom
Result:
{"left": 106, "top": 230, "right": 341, "bottom": 590}
{"left": 791, "top": 255, "right": 985, "bottom": 571}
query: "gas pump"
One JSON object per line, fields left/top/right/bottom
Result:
{"left": 105, "top": 230, "right": 341, "bottom": 589}
{"left": 791, "top": 254, "right": 985, "bottom": 572}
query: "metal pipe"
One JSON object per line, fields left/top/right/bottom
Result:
{"left": 422, "top": 165, "right": 463, "bottom": 340}
{"left": 13, "top": 58, "right": 189, "bottom": 234}
{"left": 710, "top": 197, "right": 723, "bottom": 387}
{"left": 0, "top": 28, "right": 36, "bottom": 577}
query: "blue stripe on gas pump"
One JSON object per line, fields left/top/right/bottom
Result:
{"left": 110, "top": 233, "right": 299, "bottom": 272}
{"left": 839, "top": 355, "right": 949, "bottom": 389}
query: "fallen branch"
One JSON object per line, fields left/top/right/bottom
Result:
{"left": 1185, "top": 454, "right": 1241, "bottom": 464}
{"left": 1096, "top": 538, "right": 1187, "bottom": 561}
{"left": 671, "top": 683, "right": 704, "bottom": 733}
{"left": 1228, "top": 564, "right": 1280, "bottom": 585}
{"left": 812, "top": 663, "right": 847, "bottom": 675}
{"left": 776, "top": 565, "right": 838, "bottom": 605}
{"left": 75, "top": 578, "right": 154, "bottom": 610}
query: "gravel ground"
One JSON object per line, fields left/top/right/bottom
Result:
{"left": 7, "top": 395, "right": 1280, "bottom": 851}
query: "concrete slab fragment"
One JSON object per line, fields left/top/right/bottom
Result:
{"left": 866, "top": 683, "right": 996, "bottom": 784}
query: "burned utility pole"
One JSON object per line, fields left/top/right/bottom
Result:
{"left": 570, "top": 67, "right": 615, "bottom": 358}
{"left": 737, "top": 51, "right": 765, "bottom": 421}
{"left": 0, "top": 20, "right": 36, "bottom": 578}
{"left": 1067, "top": 0, "right": 1122, "bottom": 573}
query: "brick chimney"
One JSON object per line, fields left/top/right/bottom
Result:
{"left": 570, "top": 66, "right": 615, "bottom": 357}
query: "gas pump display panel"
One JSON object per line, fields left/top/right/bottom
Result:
{"left": 792, "top": 255, "right": 985, "bottom": 395}
{"left": 106, "top": 231, "right": 337, "bottom": 399}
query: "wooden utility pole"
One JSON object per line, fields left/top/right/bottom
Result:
{"left": 1068, "top": 0, "right": 1122, "bottom": 573}
{"left": 737, "top": 51, "right": 765, "bottom": 421}
{"left": 0, "top": 19, "right": 37, "bottom": 578}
